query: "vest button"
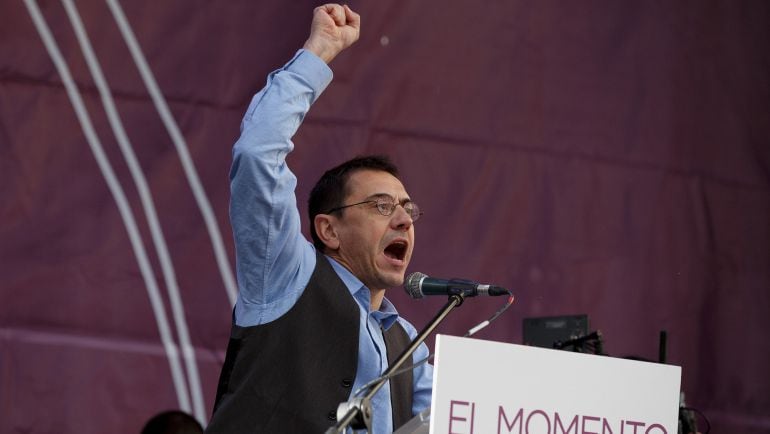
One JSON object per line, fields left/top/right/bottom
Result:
{"left": 341, "top": 378, "right": 352, "bottom": 388}
{"left": 328, "top": 411, "right": 337, "bottom": 421}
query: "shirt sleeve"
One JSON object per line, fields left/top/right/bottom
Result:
{"left": 229, "top": 49, "right": 333, "bottom": 326}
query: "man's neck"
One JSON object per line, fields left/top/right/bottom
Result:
{"left": 369, "top": 288, "right": 386, "bottom": 312}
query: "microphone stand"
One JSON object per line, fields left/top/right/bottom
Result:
{"left": 325, "top": 293, "right": 466, "bottom": 434}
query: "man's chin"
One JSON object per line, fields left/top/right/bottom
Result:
{"left": 373, "top": 258, "right": 409, "bottom": 289}
{"left": 379, "top": 271, "right": 405, "bottom": 289}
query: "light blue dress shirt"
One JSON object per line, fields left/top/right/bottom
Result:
{"left": 228, "top": 49, "right": 433, "bottom": 434}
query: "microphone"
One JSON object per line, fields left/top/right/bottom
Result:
{"left": 404, "top": 272, "right": 510, "bottom": 298}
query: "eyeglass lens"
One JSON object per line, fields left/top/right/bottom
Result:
{"left": 375, "top": 197, "right": 420, "bottom": 220}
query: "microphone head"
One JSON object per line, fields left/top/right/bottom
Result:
{"left": 404, "top": 272, "right": 428, "bottom": 299}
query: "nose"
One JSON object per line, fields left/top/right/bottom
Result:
{"left": 390, "top": 204, "right": 413, "bottom": 230}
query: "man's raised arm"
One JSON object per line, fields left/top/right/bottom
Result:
{"left": 228, "top": 4, "right": 359, "bottom": 325}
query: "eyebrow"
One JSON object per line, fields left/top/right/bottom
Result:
{"left": 365, "top": 193, "right": 412, "bottom": 204}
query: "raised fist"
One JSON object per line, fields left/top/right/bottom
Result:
{"left": 303, "top": 4, "right": 361, "bottom": 63}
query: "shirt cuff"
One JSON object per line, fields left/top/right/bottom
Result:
{"left": 285, "top": 49, "right": 334, "bottom": 98}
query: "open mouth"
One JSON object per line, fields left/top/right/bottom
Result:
{"left": 384, "top": 240, "right": 408, "bottom": 262}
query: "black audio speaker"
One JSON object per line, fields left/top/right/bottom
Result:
{"left": 523, "top": 314, "right": 589, "bottom": 349}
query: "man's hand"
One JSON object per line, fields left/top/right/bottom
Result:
{"left": 303, "top": 4, "right": 360, "bottom": 64}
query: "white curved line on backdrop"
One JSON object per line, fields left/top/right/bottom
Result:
{"left": 60, "top": 0, "right": 206, "bottom": 423}
{"left": 23, "top": 0, "right": 192, "bottom": 415}
{"left": 105, "top": 0, "right": 238, "bottom": 308}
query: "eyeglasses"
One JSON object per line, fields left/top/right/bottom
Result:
{"left": 325, "top": 196, "right": 423, "bottom": 222}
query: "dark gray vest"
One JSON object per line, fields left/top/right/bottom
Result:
{"left": 206, "top": 253, "right": 414, "bottom": 433}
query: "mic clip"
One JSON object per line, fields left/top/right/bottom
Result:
{"left": 445, "top": 279, "right": 480, "bottom": 298}
{"left": 331, "top": 397, "right": 372, "bottom": 433}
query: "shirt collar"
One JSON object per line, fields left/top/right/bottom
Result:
{"left": 325, "top": 255, "right": 400, "bottom": 330}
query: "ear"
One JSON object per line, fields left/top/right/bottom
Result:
{"left": 314, "top": 214, "right": 341, "bottom": 250}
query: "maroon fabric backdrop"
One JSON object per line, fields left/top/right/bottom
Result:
{"left": 2, "top": 1, "right": 768, "bottom": 432}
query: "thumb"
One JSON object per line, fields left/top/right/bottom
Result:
{"left": 343, "top": 5, "right": 361, "bottom": 29}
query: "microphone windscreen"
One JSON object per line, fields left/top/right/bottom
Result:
{"left": 404, "top": 272, "right": 427, "bottom": 298}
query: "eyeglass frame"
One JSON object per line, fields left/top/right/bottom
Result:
{"left": 324, "top": 194, "right": 423, "bottom": 222}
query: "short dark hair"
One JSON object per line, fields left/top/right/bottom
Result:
{"left": 141, "top": 410, "right": 202, "bottom": 434}
{"left": 308, "top": 155, "right": 400, "bottom": 251}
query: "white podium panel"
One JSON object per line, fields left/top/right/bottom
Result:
{"left": 430, "top": 335, "right": 681, "bottom": 434}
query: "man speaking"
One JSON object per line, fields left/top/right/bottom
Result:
{"left": 206, "top": 4, "right": 433, "bottom": 433}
